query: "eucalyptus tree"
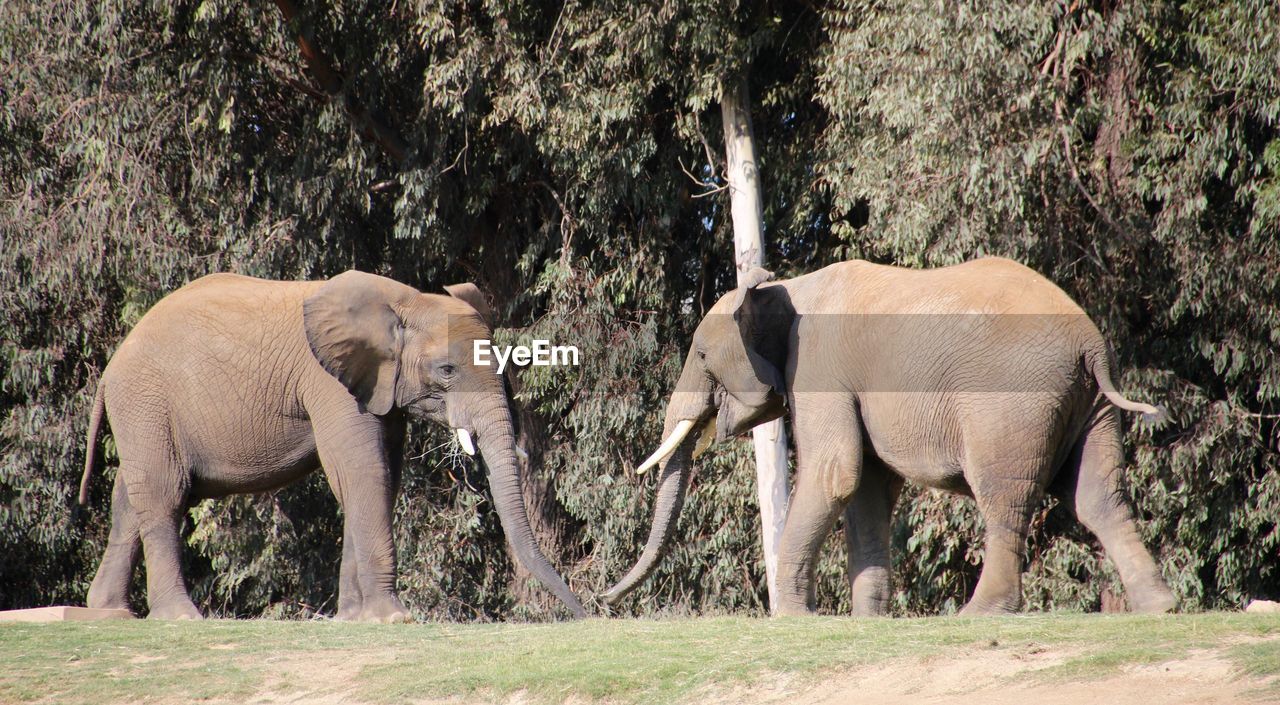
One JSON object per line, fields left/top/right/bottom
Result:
{"left": 3, "top": 0, "right": 1275, "bottom": 618}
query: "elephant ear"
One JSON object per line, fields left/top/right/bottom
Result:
{"left": 731, "top": 267, "right": 786, "bottom": 397}
{"left": 730, "top": 267, "right": 774, "bottom": 313}
{"left": 303, "top": 271, "right": 421, "bottom": 415}
{"left": 443, "top": 282, "right": 494, "bottom": 328}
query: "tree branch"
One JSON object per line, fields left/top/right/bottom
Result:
{"left": 273, "top": 0, "right": 411, "bottom": 165}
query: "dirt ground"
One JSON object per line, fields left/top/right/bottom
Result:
{"left": 236, "top": 638, "right": 1278, "bottom": 705}
{"left": 703, "top": 642, "right": 1277, "bottom": 705}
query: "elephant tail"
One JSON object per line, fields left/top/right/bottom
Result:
{"left": 78, "top": 382, "right": 107, "bottom": 505}
{"left": 1086, "top": 346, "right": 1167, "bottom": 424}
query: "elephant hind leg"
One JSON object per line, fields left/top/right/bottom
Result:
{"left": 961, "top": 456, "right": 1054, "bottom": 616}
{"left": 843, "top": 458, "right": 903, "bottom": 616}
{"left": 87, "top": 472, "right": 142, "bottom": 612}
{"left": 1055, "top": 407, "right": 1175, "bottom": 613}
{"left": 115, "top": 430, "right": 201, "bottom": 620}
{"left": 137, "top": 506, "right": 203, "bottom": 620}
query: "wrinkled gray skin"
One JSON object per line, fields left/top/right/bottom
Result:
{"left": 604, "top": 257, "right": 1175, "bottom": 616}
{"left": 80, "top": 271, "right": 585, "bottom": 621}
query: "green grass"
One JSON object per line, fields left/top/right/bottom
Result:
{"left": 1235, "top": 639, "right": 1280, "bottom": 678}
{"left": 1, "top": 613, "right": 1277, "bottom": 704}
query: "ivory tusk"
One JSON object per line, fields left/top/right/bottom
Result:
{"left": 515, "top": 445, "right": 530, "bottom": 462}
{"left": 692, "top": 417, "right": 717, "bottom": 459}
{"left": 635, "top": 419, "right": 696, "bottom": 474}
{"left": 455, "top": 428, "right": 476, "bottom": 456}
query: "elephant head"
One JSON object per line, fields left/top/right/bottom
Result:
{"left": 303, "top": 270, "right": 585, "bottom": 617}
{"left": 602, "top": 267, "right": 792, "bottom": 605}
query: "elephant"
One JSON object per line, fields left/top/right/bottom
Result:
{"left": 79, "top": 270, "right": 585, "bottom": 621}
{"left": 602, "top": 257, "right": 1176, "bottom": 616}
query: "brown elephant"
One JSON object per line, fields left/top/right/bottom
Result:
{"left": 79, "top": 270, "right": 584, "bottom": 621}
{"left": 603, "top": 257, "right": 1175, "bottom": 616}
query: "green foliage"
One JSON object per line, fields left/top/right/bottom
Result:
{"left": 817, "top": 0, "right": 1280, "bottom": 613}
{"left": 2, "top": 0, "right": 1276, "bottom": 620}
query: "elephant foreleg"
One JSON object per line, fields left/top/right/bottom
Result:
{"left": 776, "top": 395, "right": 863, "bottom": 616}
{"left": 316, "top": 414, "right": 410, "bottom": 624}
{"left": 335, "top": 517, "right": 364, "bottom": 620}
{"left": 843, "top": 458, "right": 903, "bottom": 616}
{"left": 1055, "top": 408, "right": 1175, "bottom": 613}
{"left": 323, "top": 458, "right": 366, "bottom": 620}
{"left": 87, "top": 472, "right": 142, "bottom": 612}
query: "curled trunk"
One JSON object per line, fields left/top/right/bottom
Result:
{"left": 601, "top": 416, "right": 697, "bottom": 606}
{"left": 474, "top": 398, "right": 586, "bottom": 618}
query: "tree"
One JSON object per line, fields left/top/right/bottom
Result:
{"left": 815, "top": 0, "right": 1279, "bottom": 612}
{"left": 719, "top": 75, "right": 791, "bottom": 613}
{"left": 2, "top": 0, "right": 1275, "bottom": 619}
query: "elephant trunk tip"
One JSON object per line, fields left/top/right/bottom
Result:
{"left": 597, "top": 586, "right": 624, "bottom": 607}
{"left": 1140, "top": 404, "right": 1169, "bottom": 426}
{"left": 472, "top": 419, "right": 587, "bottom": 621}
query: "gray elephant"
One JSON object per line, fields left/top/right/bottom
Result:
{"left": 79, "top": 270, "right": 585, "bottom": 621}
{"left": 603, "top": 257, "right": 1175, "bottom": 616}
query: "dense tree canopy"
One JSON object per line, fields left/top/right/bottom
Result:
{"left": 2, "top": 0, "right": 1276, "bottom": 619}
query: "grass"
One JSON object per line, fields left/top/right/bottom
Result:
{"left": 1235, "top": 639, "right": 1280, "bottom": 678}
{"left": 1, "top": 613, "right": 1277, "bottom": 704}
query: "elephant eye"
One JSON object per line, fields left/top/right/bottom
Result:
{"left": 437, "top": 363, "right": 457, "bottom": 378}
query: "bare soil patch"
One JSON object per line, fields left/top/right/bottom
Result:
{"left": 189, "top": 638, "right": 1278, "bottom": 705}
{"left": 699, "top": 643, "right": 1276, "bottom": 705}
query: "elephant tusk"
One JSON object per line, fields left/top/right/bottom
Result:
{"left": 455, "top": 428, "right": 476, "bottom": 456}
{"left": 692, "top": 417, "right": 717, "bottom": 459}
{"left": 636, "top": 419, "right": 696, "bottom": 475}
{"left": 515, "top": 445, "right": 530, "bottom": 462}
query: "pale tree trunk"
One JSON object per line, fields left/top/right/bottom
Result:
{"left": 720, "top": 76, "right": 791, "bottom": 615}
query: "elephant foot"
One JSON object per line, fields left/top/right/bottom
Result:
{"left": 87, "top": 575, "right": 135, "bottom": 613}
{"left": 849, "top": 596, "right": 890, "bottom": 619}
{"left": 1128, "top": 587, "right": 1176, "bottom": 614}
{"left": 335, "top": 591, "right": 364, "bottom": 621}
{"left": 148, "top": 599, "right": 203, "bottom": 620}
{"left": 849, "top": 586, "right": 892, "bottom": 616}
{"left": 773, "top": 601, "right": 818, "bottom": 617}
{"left": 359, "top": 595, "right": 413, "bottom": 624}
{"left": 86, "top": 593, "right": 133, "bottom": 613}
{"left": 336, "top": 603, "right": 363, "bottom": 622}
{"left": 849, "top": 602, "right": 891, "bottom": 617}
{"left": 957, "top": 598, "right": 1020, "bottom": 616}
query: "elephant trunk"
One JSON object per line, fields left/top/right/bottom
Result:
{"left": 600, "top": 412, "right": 698, "bottom": 606}
{"left": 472, "top": 396, "right": 586, "bottom": 618}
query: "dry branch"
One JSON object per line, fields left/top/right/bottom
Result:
{"left": 273, "top": 0, "right": 410, "bottom": 164}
